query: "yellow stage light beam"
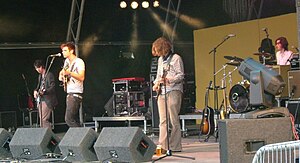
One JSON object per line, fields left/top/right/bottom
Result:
{"left": 148, "top": 9, "right": 177, "bottom": 39}
{"left": 81, "top": 34, "right": 99, "bottom": 58}
{"left": 160, "top": 6, "right": 206, "bottom": 29}
{"left": 130, "top": 13, "right": 138, "bottom": 53}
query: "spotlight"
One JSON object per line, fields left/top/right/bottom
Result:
{"left": 131, "top": 1, "right": 139, "bottom": 9}
{"left": 153, "top": 0, "right": 159, "bottom": 7}
{"left": 142, "top": 1, "right": 150, "bottom": 8}
{"left": 120, "top": 1, "right": 127, "bottom": 8}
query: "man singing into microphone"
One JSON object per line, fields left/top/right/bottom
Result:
{"left": 152, "top": 37, "right": 184, "bottom": 153}
{"left": 59, "top": 42, "right": 85, "bottom": 127}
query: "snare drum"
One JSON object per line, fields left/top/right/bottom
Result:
{"left": 229, "top": 84, "right": 250, "bottom": 113}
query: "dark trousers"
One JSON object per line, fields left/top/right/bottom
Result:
{"left": 65, "top": 94, "right": 82, "bottom": 127}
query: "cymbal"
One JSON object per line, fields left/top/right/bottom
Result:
{"left": 224, "top": 56, "right": 244, "bottom": 62}
{"left": 224, "top": 56, "right": 235, "bottom": 60}
{"left": 253, "top": 52, "right": 271, "bottom": 57}
{"left": 226, "top": 62, "right": 240, "bottom": 66}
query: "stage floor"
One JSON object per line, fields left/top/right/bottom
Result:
{"left": 55, "top": 126, "right": 221, "bottom": 163}
{"left": 149, "top": 134, "right": 220, "bottom": 163}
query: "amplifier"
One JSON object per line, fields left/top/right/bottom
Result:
{"left": 272, "top": 65, "right": 290, "bottom": 97}
{"left": 288, "top": 70, "right": 300, "bottom": 99}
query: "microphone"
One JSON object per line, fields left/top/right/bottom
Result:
{"left": 49, "top": 53, "right": 61, "bottom": 57}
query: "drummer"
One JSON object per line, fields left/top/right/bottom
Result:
{"left": 275, "top": 37, "right": 294, "bottom": 65}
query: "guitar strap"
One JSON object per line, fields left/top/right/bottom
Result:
{"left": 162, "top": 52, "right": 174, "bottom": 73}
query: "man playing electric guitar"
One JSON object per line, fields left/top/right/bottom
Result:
{"left": 33, "top": 59, "right": 58, "bottom": 129}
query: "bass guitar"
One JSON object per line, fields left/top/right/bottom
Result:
{"left": 200, "top": 81, "right": 215, "bottom": 136}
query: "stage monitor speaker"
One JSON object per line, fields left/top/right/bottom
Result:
{"left": 0, "top": 128, "right": 13, "bottom": 159}
{"left": 94, "top": 127, "right": 156, "bottom": 163}
{"left": 288, "top": 70, "right": 300, "bottom": 99}
{"left": 58, "top": 127, "right": 98, "bottom": 162}
{"left": 219, "top": 117, "right": 293, "bottom": 163}
{"left": 9, "top": 128, "right": 60, "bottom": 159}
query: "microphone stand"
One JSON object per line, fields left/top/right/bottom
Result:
{"left": 208, "top": 35, "right": 233, "bottom": 141}
{"left": 153, "top": 69, "right": 195, "bottom": 162}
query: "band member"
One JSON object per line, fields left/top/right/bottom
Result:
{"left": 33, "top": 59, "right": 58, "bottom": 128}
{"left": 152, "top": 37, "right": 184, "bottom": 152}
{"left": 59, "top": 42, "right": 85, "bottom": 127}
{"left": 275, "top": 37, "right": 293, "bottom": 65}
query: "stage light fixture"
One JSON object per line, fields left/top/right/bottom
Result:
{"left": 131, "top": 1, "right": 139, "bottom": 9}
{"left": 153, "top": 0, "right": 159, "bottom": 7}
{"left": 238, "top": 57, "right": 285, "bottom": 108}
{"left": 120, "top": 1, "right": 127, "bottom": 8}
{"left": 142, "top": 1, "right": 150, "bottom": 8}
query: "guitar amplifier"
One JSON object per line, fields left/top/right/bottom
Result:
{"left": 288, "top": 70, "right": 300, "bottom": 99}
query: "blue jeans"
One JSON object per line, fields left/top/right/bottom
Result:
{"left": 65, "top": 94, "right": 82, "bottom": 127}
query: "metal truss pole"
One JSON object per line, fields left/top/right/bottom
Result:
{"left": 247, "top": 0, "right": 264, "bottom": 20}
{"left": 163, "top": 0, "right": 182, "bottom": 45}
{"left": 66, "top": 0, "right": 85, "bottom": 56}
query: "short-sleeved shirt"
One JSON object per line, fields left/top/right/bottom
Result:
{"left": 63, "top": 57, "right": 85, "bottom": 93}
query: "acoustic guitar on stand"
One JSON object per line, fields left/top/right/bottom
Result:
{"left": 200, "top": 81, "right": 215, "bottom": 136}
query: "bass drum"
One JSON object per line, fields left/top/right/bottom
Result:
{"left": 229, "top": 84, "right": 250, "bottom": 113}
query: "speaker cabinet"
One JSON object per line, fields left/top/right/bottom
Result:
{"left": 94, "top": 127, "right": 156, "bottom": 163}
{"left": 0, "top": 128, "right": 12, "bottom": 158}
{"left": 9, "top": 128, "right": 60, "bottom": 159}
{"left": 59, "top": 127, "right": 98, "bottom": 162}
{"left": 288, "top": 70, "right": 300, "bottom": 99}
{"left": 219, "top": 117, "right": 293, "bottom": 163}
{"left": 272, "top": 65, "right": 290, "bottom": 97}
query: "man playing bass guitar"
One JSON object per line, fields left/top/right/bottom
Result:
{"left": 33, "top": 59, "right": 58, "bottom": 129}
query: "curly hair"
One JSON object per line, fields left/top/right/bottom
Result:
{"left": 152, "top": 37, "right": 172, "bottom": 56}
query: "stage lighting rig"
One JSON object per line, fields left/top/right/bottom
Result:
{"left": 120, "top": 1, "right": 127, "bottom": 8}
{"left": 238, "top": 58, "right": 285, "bottom": 108}
{"left": 142, "top": 1, "right": 150, "bottom": 8}
{"left": 119, "top": 0, "right": 159, "bottom": 9}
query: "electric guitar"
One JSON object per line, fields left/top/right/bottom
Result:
{"left": 200, "top": 81, "right": 215, "bottom": 136}
{"left": 155, "top": 69, "right": 167, "bottom": 99}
